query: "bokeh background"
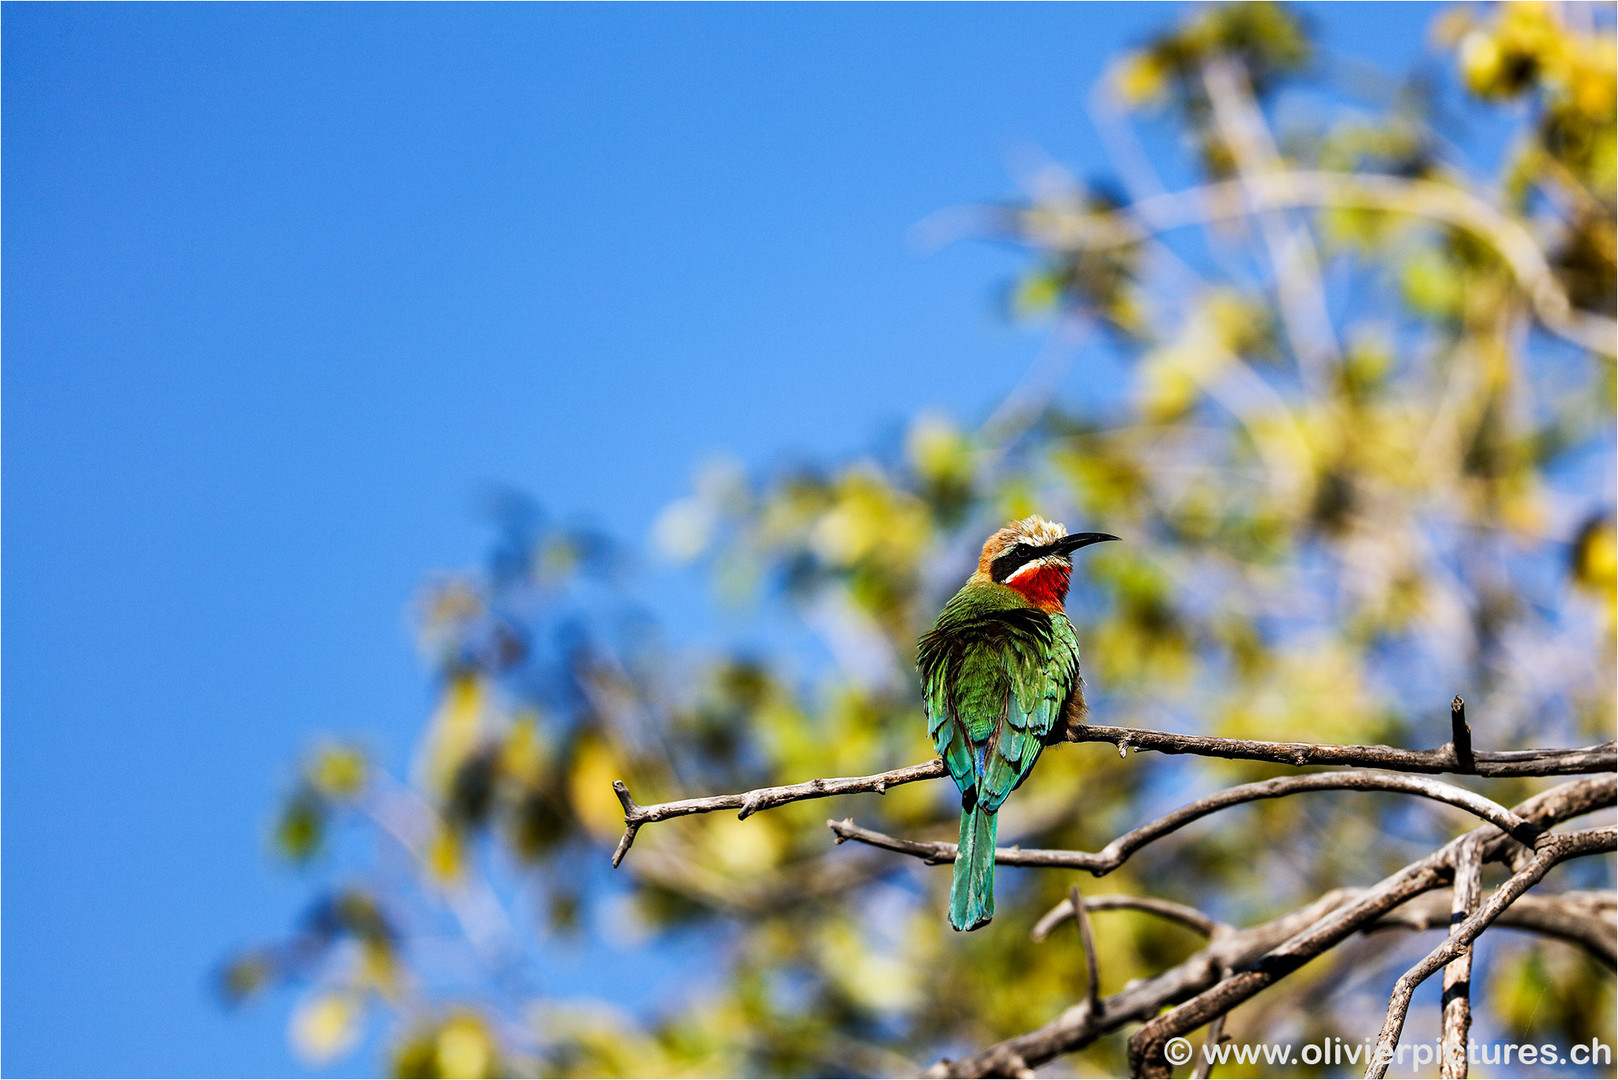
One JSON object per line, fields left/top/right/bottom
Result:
{"left": 4, "top": 3, "right": 1613, "bottom": 1077}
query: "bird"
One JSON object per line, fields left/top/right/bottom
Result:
{"left": 917, "top": 515, "right": 1118, "bottom": 931}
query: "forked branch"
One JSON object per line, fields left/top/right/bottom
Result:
{"left": 1364, "top": 826, "right": 1618, "bottom": 1080}
{"left": 933, "top": 775, "right": 1612, "bottom": 1078}
{"left": 603, "top": 712, "right": 1615, "bottom": 1080}
{"left": 1127, "top": 816, "right": 1617, "bottom": 1077}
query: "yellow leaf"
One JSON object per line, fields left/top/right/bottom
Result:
{"left": 906, "top": 413, "right": 972, "bottom": 486}
{"left": 1112, "top": 51, "right": 1166, "bottom": 105}
{"left": 307, "top": 743, "right": 367, "bottom": 798}
{"left": 422, "top": 673, "right": 485, "bottom": 796}
{"left": 436, "top": 1013, "right": 495, "bottom": 1079}
{"left": 290, "top": 991, "right": 362, "bottom": 1064}
{"left": 700, "top": 813, "right": 783, "bottom": 877}
{"left": 428, "top": 825, "right": 464, "bottom": 883}
{"left": 568, "top": 734, "right": 628, "bottom": 842}
{"left": 359, "top": 939, "right": 400, "bottom": 999}
{"left": 497, "top": 713, "right": 545, "bottom": 780}
{"left": 1460, "top": 29, "right": 1504, "bottom": 95}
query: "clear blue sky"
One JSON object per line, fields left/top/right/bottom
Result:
{"left": 3, "top": 4, "right": 1439, "bottom": 1075}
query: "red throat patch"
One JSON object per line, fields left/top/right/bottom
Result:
{"left": 1006, "top": 563, "right": 1072, "bottom": 610}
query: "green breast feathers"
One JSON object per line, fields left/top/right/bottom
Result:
{"left": 917, "top": 582, "right": 1081, "bottom": 812}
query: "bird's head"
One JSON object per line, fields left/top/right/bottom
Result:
{"left": 972, "top": 514, "right": 1119, "bottom": 607}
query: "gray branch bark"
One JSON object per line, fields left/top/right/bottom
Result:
{"left": 604, "top": 716, "right": 1615, "bottom": 1080}
{"left": 1062, "top": 721, "right": 1614, "bottom": 777}
{"left": 1439, "top": 835, "right": 1482, "bottom": 1080}
{"left": 829, "top": 770, "right": 1541, "bottom": 874}
{"left": 609, "top": 758, "right": 946, "bottom": 866}
{"left": 1069, "top": 885, "right": 1101, "bottom": 1015}
{"left": 1127, "top": 791, "right": 1616, "bottom": 1077}
{"left": 611, "top": 709, "right": 1612, "bottom": 868}
{"left": 1364, "top": 827, "right": 1617, "bottom": 1079}
{"left": 925, "top": 775, "right": 1612, "bottom": 1078}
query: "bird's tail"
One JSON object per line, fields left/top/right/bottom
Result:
{"left": 949, "top": 802, "right": 997, "bottom": 931}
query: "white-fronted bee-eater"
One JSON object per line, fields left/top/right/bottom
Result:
{"left": 917, "top": 515, "right": 1118, "bottom": 931}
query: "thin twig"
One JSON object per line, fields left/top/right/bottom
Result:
{"left": 1190, "top": 990, "right": 1231, "bottom": 1080}
{"left": 1364, "top": 827, "right": 1618, "bottom": 1079}
{"left": 609, "top": 758, "right": 946, "bottom": 867}
{"left": 1440, "top": 834, "right": 1482, "bottom": 1080}
{"left": 1031, "top": 894, "right": 1224, "bottom": 942}
{"left": 1069, "top": 885, "right": 1101, "bottom": 1015}
{"left": 1064, "top": 721, "right": 1614, "bottom": 777}
{"left": 829, "top": 770, "right": 1541, "bottom": 874}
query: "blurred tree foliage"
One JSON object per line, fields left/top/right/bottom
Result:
{"left": 223, "top": 4, "right": 1615, "bottom": 1076}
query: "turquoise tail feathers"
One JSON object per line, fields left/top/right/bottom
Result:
{"left": 949, "top": 803, "right": 997, "bottom": 931}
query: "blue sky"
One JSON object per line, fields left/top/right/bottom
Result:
{"left": 3, "top": 4, "right": 1441, "bottom": 1075}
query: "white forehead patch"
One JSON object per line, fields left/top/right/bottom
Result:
{"left": 1011, "top": 514, "right": 1065, "bottom": 546}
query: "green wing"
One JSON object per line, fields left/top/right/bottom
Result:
{"left": 918, "top": 585, "right": 1080, "bottom": 812}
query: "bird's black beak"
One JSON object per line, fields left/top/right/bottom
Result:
{"left": 1054, "top": 532, "right": 1121, "bottom": 555}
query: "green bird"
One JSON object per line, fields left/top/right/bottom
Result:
{"left": 918, "top": 515, "right": 1118, "bottom": 931}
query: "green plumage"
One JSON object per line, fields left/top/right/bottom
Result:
{"left": 917, "top": 581, "right": 1081, "bottom": 931}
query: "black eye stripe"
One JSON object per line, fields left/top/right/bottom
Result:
{"left": 990, "top": 541, "right": 1049, "bottom": 582}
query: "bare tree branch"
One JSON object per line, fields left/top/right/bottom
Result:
{"left": 829, "top": 770, "right": 1541, "bottom": 874}
{"left": 1129, "top": 815, "right": 1617, "bottom": 1078}
{"left": 608, "top": 717, "right": 1613, "bottom": 1078}
{"left": 1063, "top": 720, "right": 1615, "bottom": 776}
{"left": 1364, "top": 826, "right": 1618, "bottom": 1080}
{"left": 1032, "top": 894, "right": 1225, "bottom": 943}
{"left": 609, "top": 759, "right": 946, "bottom": 867}
{"left": 1440, "top": 835, "right": 1482, "bottom": 1080}
{"left": 929, "top": 775, "right": 1611, "bottom": 1078}
{"left": 1069, "top": 885, "right": 1102, "bottom": 1015}
{"left": 929, "top": 877, "right": 1615, "bottom": 1080}
{"left": 922, "top": 888, "right": 1361, "bottom": 1079}
{"left": 610, "top": 719, "right": 1613, "bottom": 866}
